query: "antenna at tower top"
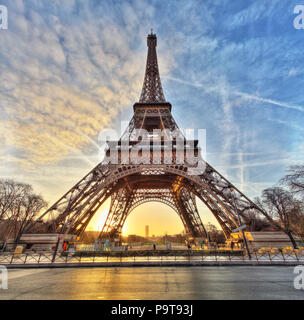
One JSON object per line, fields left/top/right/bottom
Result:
{"left": 139, "top": 32, "right": 166, "bottom": 103}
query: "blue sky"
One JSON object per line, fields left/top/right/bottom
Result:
{"left": 0, "top": 0, "right": 304, "bottom": 232}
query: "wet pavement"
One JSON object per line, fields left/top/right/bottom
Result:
{"left": 0, "top": 266, "right": 303, "bottom": 300}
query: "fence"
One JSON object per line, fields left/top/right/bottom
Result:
{"left": 0, "top": 248, "right": 304, "bottom": 266}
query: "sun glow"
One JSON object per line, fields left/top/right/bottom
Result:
{"left": 86, "top": 196, "right": 221, "bottom": 235}
{"left": 121, "top": 221, "right": 128, "bottom": 236}
{"left": 87, "top": 208, "right": 108, "bottom": 231}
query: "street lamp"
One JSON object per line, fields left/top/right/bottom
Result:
{"left": 236, "top": 213, "right": 252, "bottom": 260}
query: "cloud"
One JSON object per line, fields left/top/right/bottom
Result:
{"left": 0, "top": 0, "right": 176, "bottom": 167}
{"left": 0, "top": 0, "right": 303, "bottom": 205}
{"left": 267, "top": 118, "right": 304, "bottom": 132}
{"left": 287, "top": 68, "right": 302, "bottom": 78}
{"left": 233, "top": 91, "right": 304, "bottom": 113}
{"left": 227, "top": 0, "right": 282, "bottom": 29}
{"left": 166, "top": 75, "right": 304, "bottom": 113}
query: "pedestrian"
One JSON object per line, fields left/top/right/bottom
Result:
{"left": 231, "top": 241, "right": 234, "bottom": 251}
{"left": 153, "top": 243, "right": 156, "bottom": 250}
{"left": 94, "top": 239, "right": 98, "bottom": 251}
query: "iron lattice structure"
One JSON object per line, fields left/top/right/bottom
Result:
{"left": 26, "top": 32, "right": 263, "bottom": 241}
{"left": 139, "top": 33, "right": 166, "bottom": 103}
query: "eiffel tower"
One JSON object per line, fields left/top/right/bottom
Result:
{"left": 26, "top": 32, "right": 262, "bottom": 242}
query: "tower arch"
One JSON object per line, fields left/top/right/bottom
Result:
{"left": 25, "top": 33, "right": 263, "bottom": 242}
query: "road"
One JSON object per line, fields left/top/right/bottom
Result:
{"left": 0, "top": 266, "right": 303, "bottom": 300}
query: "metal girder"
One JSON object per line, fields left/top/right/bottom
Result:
{"left": 139, "top": 32, "right": 166, "bottom": 103}
{"left": 98, "top": 184, "right": 208, "bottom": 241}
{"left": 24, "top": 32, "right": 264, "bottom": 242}
{"left": 26, "top": 163, "right": 262, "bottom": 239}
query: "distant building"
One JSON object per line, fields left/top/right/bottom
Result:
{"left": 145, "top": 225, "right": 149, "bottom": 238}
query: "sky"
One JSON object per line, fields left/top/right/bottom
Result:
{"left": 0, "top": 0, "right": 304, "bottom": 236}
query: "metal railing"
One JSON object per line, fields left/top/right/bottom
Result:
{"left": 0, "top": 248, "right": 303, "bottom": 266}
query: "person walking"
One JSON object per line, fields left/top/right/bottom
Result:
{"left": 231, "top": 241, "right": 234, "bottom": 251}
{"left": 94, "top": 239, "right": 98, "bottom": 251}
{"left": 62, "top": 241, "right": 67, "bottom": 252}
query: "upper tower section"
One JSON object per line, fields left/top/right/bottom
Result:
{"left": 139, "top": 32, "right": 166, "bottom": 104}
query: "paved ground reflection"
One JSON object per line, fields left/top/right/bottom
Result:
{"left": 1, "top": 266, "right": 304, "bottom": 300}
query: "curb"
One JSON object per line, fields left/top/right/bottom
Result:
{"left": 2, "top": 261, "right": 303, "bottom": 269}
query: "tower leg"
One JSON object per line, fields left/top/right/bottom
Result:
{"left": 98, "top": 187, "right": 133, "bottom": 240}
{"left": 172, "top": 188, "right": 208, "bottom": 241}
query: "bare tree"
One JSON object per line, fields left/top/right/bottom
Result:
{"left": 13, "top": 194, "right": 47, "bottom": 249}
{"left": 0, "top": 180, "right": 31, "bottom": 240}
{"left": 256, "top": 187, "right": 302, "bottom": 249}
{"left": 0, "top": 180, "right": 13, "bottom": 221}
{"left": 244, "top": 211, "right": 271, "bottom": 232}
{"left": 206, "top": 223, "right": 225, "bottom": 244}
{"left": 289, "top": 207, "right": 304, "bottom": 242}
{"left": 281, "top": 165, "right": 304, "bottom": 198}
{"left": 0, "top": 180, "right": 29, "bottom": 221}
{"left": 0, "top": 179, "right": 47, "bottom": 246}
{"left": 206, "top": 222, "right": 217, "bottom": 233}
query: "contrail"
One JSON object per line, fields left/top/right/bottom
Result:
{"left": 234, "top": 91, "right": 304, "bottom": 113}
{"left": 217, "top": 158, "right": 302, "bottom": 169}
{"left": 267, "top": 118, "right": 304, "bottom": 131}
{"left": 164, "top": 75, "right": 304, "bottom": 113}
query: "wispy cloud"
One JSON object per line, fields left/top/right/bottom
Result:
{"left": 0, "top": 0, "right": 303, "bottom": 206}
{"left": 165, "top": 75, "right": 304, "bottom": 113}
{"left": 267, "top": 118, "right": 304, "bottom": 132}
{"left": 233, "top": 91, "right": 304, "bottom": 113}
{"left": 0, "top": 1, "right": 177, "bottom": 168}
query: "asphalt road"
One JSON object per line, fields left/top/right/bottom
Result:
{"left": 0, "top": 266, "right": 303, "bottom": 300}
